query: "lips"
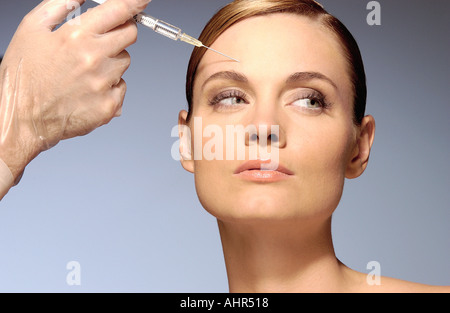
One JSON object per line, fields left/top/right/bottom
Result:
{"left": 233, "top": 160, "right": 294, "bottom": 182}
{"left": 234, "top": 160, "right": 293, "bottom": 175}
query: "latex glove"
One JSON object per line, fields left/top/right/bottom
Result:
{"left": 0, "top": 0, "right": 151, "bottom": 187}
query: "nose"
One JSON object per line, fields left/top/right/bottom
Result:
{"left": 244, "top": 104, "right": 286, "bottom": 149}
{"left": 245, "top": 125, "right": 284, "bottom": 148}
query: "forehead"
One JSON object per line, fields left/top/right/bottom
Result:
{"left": 195, "top": 13, "right": 351, "bottom": 94}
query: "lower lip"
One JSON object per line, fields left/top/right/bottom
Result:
{"left": 234, "top": 170, "right": 293, "bottom": 182}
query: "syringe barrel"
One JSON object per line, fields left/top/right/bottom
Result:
{"left": 134, "top": 13, "right": 157, "bottom": 29}
{"left": 134, "top": 14, "right": 182, "bottom": 41}
{"left": 154, "top": 20, "right": 182, "bottom": 41}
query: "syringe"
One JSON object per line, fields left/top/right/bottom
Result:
{"left": 90, "top": 0, "right": 239, "bottom": 62}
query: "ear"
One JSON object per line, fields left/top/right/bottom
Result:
{"left": 346, "top": 115, "right": 376, "bottom": 179}
{"left": 178, "top": 110, "right": 195, "bottom": 173}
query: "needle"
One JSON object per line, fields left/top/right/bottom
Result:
{"left": 202, "top": 45, "right": 240, "bottom": 62}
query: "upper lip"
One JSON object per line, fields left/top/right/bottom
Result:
{"left": 234, "top": 160, "right": 294, "bottom": 175}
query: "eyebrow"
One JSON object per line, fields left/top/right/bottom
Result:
{"left": 286, "top": 72, "right": 338, "bottom": 90}
{"left": 201, "top": 71, "right": 248, "bottom": 90}
{"left": 201, "top": 70, "right": 337, "bottom": 90}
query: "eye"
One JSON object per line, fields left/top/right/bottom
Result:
{"left": 218, "top": 96, "right": 246, "bottom": 106}
{"left": 291, "top": 98, "right": 324, "bottom": 109}
{"left": 209, "top": 90, "right": 248, "bottom": 108}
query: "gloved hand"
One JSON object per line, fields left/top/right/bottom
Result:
{"left": 0, "top": 0, "right": 151, "bottom": 187}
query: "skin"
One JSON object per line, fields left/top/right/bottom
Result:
{"left": 178, "top": 13, "right": 448, "bottom": 292}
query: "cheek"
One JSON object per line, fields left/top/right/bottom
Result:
{"left": 298, "top": 119, "right": 353, "bottom": 174}
{"left": 302, "top": 131, "right": 351, "bottom": 175}
{"left": 193, "top": 160, "right": 227, "bottom": 218}
{"left": 189, "top": 120, "right": 234, "bottom": 215}
{"left": 285, "top": 119, "right": 355, "bottom": 210}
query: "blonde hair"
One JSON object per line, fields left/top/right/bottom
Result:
{"left": 185, "top": 0, "right": 366, "bottom": 125}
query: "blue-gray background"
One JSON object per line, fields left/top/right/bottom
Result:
{"left": 0, "top": 0, "right": 448, "bottom": 292}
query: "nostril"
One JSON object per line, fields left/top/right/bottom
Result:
{"left": 249, "top": 133, "right": 258, "bottom": 142}
{"left": 268, "top": 133, "right": 279, "bottom": 142}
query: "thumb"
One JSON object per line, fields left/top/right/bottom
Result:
{"left": 28, "top": 0, "right": 86, "bottom": 31}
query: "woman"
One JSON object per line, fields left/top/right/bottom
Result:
{"left": 176, "top": 0, "right": 448, "bottom": 292}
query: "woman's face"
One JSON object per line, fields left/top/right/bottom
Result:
{"left": 180, "top": 13, "right": 360, "bottom": 223}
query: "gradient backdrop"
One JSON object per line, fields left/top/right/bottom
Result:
{"left": 0, "top": 0, "right": 448, "bottom": 292}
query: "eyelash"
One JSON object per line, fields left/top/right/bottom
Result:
{"left": 208, "top": 90, "right": 248, "bottom": 108}
{"left": 293, "top": 92, "right": 331, "bottom": 110}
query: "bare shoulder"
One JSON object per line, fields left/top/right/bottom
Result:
{"left": 342, "top": 266, "right": 450, "bottom": 293}
{"left": 369, "top": 276, "right": 450, "bottom": 293}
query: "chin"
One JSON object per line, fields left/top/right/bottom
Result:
{"left": 199, "top": 190, "right": 339, "bottom": 224}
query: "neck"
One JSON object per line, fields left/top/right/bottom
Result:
{"left": 217, "top": 217, "right": 348, "bottom": 293}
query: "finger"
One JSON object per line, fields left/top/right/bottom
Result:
{"left": 102, "top": 79, "right": 127, "bottom": 120}
{"left": 112, "top": 79, "right": 127, "bottom": 117}
{"left": 83, "top": 0, "right": 151, "bottom": 34}
{"left": 27, "top": 0, "right": 86, "bottom": 31}
{"left": 101, "top": 20, "right": 138, "bottom": 57}
{"left": 106, "top": 50, "right": 131, "bottom": 87}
